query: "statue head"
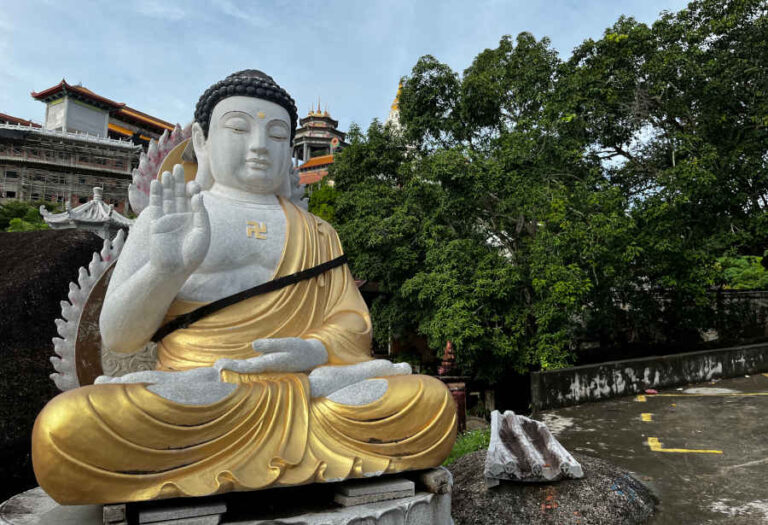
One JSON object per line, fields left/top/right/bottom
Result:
{"left": 191, "top": 70, "right": 298, "bottom": 196}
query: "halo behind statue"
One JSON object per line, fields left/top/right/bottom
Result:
{"left": 49, "top": 134, "right": 196, "bottom": 391}
{"left": 157, "top": 139, "right": 198, "bottom": 184}
{"left": 128, "top": 125, "right": 192, "bottom": 215}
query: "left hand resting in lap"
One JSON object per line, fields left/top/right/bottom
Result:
{"left": 96, "top": 338, "right": 411, "bottom": 400}
{"left": 213, "top": 337, "right": 328, "bottom": 374}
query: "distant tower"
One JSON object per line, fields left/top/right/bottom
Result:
{"left": 293, "top": 102, "right": 347, "bottom": 163}
{"left": 293, "top": 102, "right": 347, "bottom": 187}
{"left": 385, "top": 82, "right": 403, "bottom": 130}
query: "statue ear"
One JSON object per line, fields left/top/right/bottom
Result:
{"left": 276, "top": 148, "right": 293, "bottom": 199}
{"left": 191, "top": 122, "right": 213, "bottom": 190}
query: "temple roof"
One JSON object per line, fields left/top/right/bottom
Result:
{"left": 40, "top": 187, "right": 133, "bottom": 229}
{"left": 299, "top": 154, "right": 334, "bottom": 170}
{"left": 298, "top": 104, "right": 339, "bottom": 128}
{"left": 32, "top": 79, "right": 124, "bottom": 111}
{"left": 0, "top": 112, "right": 41, "bottom": 128}
{"left": 31, "top": 80, "right": 175, "bottom": 134}
{"left": 115, "top": 106, "right": 174, "bottom": 133}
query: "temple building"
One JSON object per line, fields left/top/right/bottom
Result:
{"left": 30, "top": 79, "right": 175, "bottom": 146}
{"left": 0, "top": 115, "right": 140, "bottom": 212}
{"left": 0, "top": 80, "right": 175, "bottom": 212}
{"left": 294, "top": 104, "right": 347, "bottom": 187}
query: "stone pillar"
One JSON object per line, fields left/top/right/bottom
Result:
{"left": 447, "top": 381, "right": 466, "bottom": 433}
{"left": 438, "top": 341, "right": 456, "bottom": 376}
{"left": 437, "top": 340, "right": 466, "bottom": 432}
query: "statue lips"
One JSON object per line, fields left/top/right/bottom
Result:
{"left": 246, "top": 157, "right": 271, "bottom": 170}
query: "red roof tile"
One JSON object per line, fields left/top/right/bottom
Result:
{"left": 116, "top": 107, "right": 174, "bottom": 131}
{"left": 0, "top": 112, "right": 41, "bottom": 127}
{"left": 299, "top": 154, "right": 334, "bottom": 170}
{"left": 31, "top": 79, "right": 125, "bottom": 110}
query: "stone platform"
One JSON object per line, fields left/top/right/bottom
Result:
{"left": 0, "top": 469, "right": 453, "bottom": 525}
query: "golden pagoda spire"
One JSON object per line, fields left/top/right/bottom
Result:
{"left": 391, "top": 81, "right": 403, "bottom": 112}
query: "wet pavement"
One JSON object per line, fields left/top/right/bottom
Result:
{"left": 537, "top": 374, "right": 768, "bottom": 524}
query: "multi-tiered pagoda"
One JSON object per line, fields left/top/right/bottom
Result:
{"left": 293, "top": 104, "right": 347, "bottom": 186}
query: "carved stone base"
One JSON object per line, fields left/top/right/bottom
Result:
{"left": 243, "top": 491, "right": 451, "bottom": 524}
{"left": 0, "top": 469, "right": 453, "bottom": 525}
{"left": 333, "top": 478, "right": 415, "bottom": 507}
{"left": 105, "top": 498, "right": 226, "bottom": 524}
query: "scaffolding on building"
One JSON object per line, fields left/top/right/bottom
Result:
{"left": 0, "top": 123, "right": 141, "bottom": 212}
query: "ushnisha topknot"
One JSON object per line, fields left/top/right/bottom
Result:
{"left": 194, "top": 69, "right": 299, "bottom": 141}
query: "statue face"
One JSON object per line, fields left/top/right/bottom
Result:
{"left": 198, "top": 96, "right": 292, "bottom": 195}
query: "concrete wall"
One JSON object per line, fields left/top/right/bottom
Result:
{"left": 65, "top": 99, "right": 109, "bottom": 137}
{"left": 530, "top": 342, "right": 768, "bottom": 410}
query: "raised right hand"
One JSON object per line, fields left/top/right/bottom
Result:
{"left": 148, "top": 165, "right": 211, "bottom": 275}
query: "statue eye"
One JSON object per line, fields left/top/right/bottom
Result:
{"left": 224, "top": 117, "right": 249, "bottom": 133}
{"left": 269, "top": 125, "right": 288, "bottom": 140}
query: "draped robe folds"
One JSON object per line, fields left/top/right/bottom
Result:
{"left": 31, "top": 198, "right": 458, "bottom": 505}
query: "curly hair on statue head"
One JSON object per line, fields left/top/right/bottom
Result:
{"left": 194, "top": 70, "right": 298, "bottom": 140}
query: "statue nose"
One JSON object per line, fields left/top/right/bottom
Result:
{"left": 249, "top": 132, "right": 268, "bottom": 153}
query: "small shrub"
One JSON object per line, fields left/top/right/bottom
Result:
{"left": 443, "top": 428, "right": 491, "bottom": 466}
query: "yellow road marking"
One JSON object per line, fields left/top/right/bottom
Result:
{"left": 763, "top": 373, "right": 768, "bottom": 378}
{"left": 646, "top": 437, "right": 722, "bottom": 454}
{"left": 635, "top": 395, "right": 646, "bottom": 402}
{"left": 645, "top": 392, "right": 768, "bottom": 397}
{"left": 641, "top": 413, "right": 653, "bottom": 422}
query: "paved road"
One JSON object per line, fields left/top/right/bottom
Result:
{"left": 538, "top": 374, "right": 768, "bottom": 524}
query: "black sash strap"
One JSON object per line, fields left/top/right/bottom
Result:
{"left": 150, "top": 254, "right": 349, "bottom": 342}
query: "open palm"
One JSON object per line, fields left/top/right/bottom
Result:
{"left": 147, "top": 165, "right": 210, "bottom": 275}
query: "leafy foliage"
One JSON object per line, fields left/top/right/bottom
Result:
{"left": 0, "top": 201, "right": 56, "bottom": 232}
{"left": 330, "top": 0, "right": 768, "bottom": 380}
{"left": 717, "top": 256, "right": 768, "bottom": 290}
{"left": 307, "top": 182, "right": 338, "bottom": 224}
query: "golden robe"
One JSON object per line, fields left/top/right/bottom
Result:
{"left": 32, "top": 199, "right": 457, "bottom": 505}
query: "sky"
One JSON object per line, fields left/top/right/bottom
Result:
{"left": 1, "top": 0, "right": 689, "bottom": 133}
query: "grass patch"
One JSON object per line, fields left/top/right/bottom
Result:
{"left": 443, "top": 427, "right": 491, "bottom": 466}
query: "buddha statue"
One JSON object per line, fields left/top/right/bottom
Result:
{"left": 31, "top": 70, "right": 457, "bottom": 505}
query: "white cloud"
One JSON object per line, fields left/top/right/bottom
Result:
{"left": 1, "top": 0, "right": 692, "bottom": 132}
{"left": 210, "top": 0, "right": 267, "bottom": 27}
{"left": 133, "top": 0, "right": 187, "bottom": 21}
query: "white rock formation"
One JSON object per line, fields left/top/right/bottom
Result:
{"left": 484, "top": 410, "right": 583, "bottom": 487}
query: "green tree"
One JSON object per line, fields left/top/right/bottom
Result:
{"left": 716, "top": 256, "right": 768, "bottom": 290}
{"left": 0, "top": 201, "right": 56, "bottom": 232}
{"left": 557, "top": 0, "right": 768, "bottom": 342}
{"left": 332, "top": 0, "right": 768, "bottom": 380}
{"left": 333, "top": 36, "right": 633, "bottom": 380}
{"left": 307, "top": 182, "right": 338, "bottom": 223}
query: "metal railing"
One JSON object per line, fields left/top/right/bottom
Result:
{"left": 0, "top": 123, "right": 141, "bottom": 150}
